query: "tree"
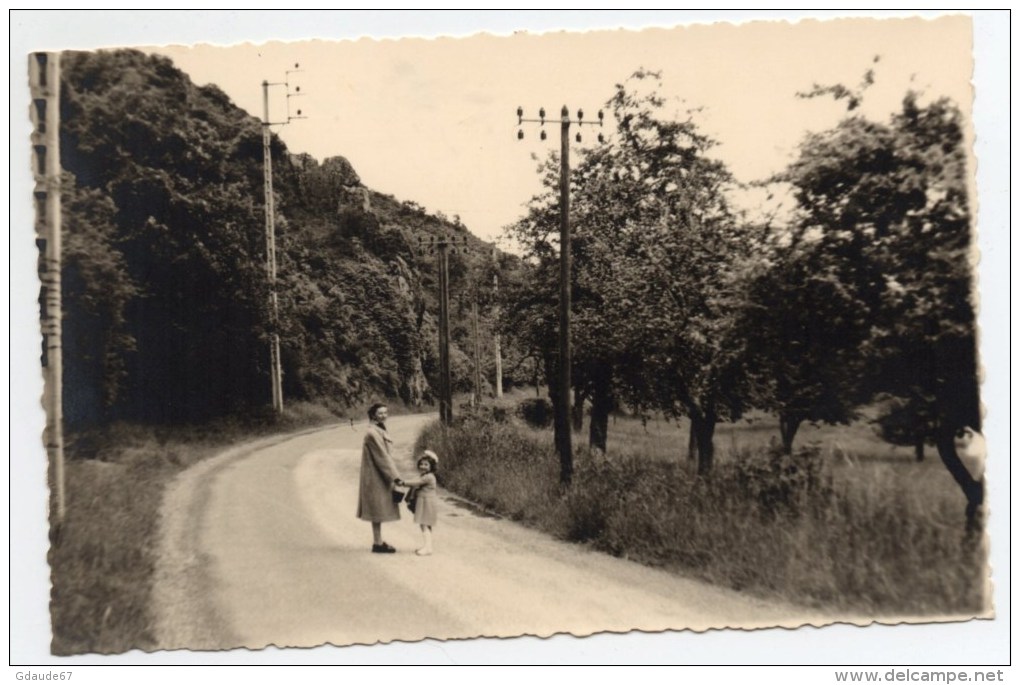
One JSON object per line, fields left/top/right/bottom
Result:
{"left": 592, "top": 72, "right": 754, "bottom": 474}
{"left": 876, "top": 95, "right": 981, "bottom": 529}
{"left": 61, "top": 177, "right": 139, "bottom": 428}
{"left": 61, "top": 50, "right": 271, "bottom": 422}
{"left": 505, "top": 71, "right": 756, "bottom": 473}
{"left": 740, "top": 227, "right": 874, "bottom": 453}
{"left": 779, "top": 86, "right": 982, "bottom": 528}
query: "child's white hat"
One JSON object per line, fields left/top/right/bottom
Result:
{"left": 422, "top": 449, "right": 439, "bottom": 462}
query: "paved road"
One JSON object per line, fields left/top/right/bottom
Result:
{"left": 153, "top": 414, "right": 831, "bottom": 650}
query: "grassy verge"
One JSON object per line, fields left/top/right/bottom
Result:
{"left": 416, "top": 409, "right": 988, "bottom": 618}
{"left": 47, "top": 402, "right": 338, "bottom": 655}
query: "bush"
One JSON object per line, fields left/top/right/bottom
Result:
{"left": 734, "top": 444, "right": 833, "bottom": 519}
{"left": 517, "top": 397, "right": 553, "bottom": 428}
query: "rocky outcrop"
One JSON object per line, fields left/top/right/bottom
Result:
{"left": 340, "top": 185, "right": 373, "bottom": 215}
{"left": 317, "top": 155, "right": 362, "bottom": 187}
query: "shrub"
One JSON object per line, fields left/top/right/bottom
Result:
{"left": 517, "top": 397, "right": 553, "bottom": 428}
{"left": 733, "top": 444, "right": 833, "bottom": 520}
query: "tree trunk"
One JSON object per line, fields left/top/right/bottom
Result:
{"left": 778, "top": 412, "right": 802, "bottom": 455}
{"left": 692, "top": 409, "right": 717, "bottom": 476}
{"left": 914, "top": 433, "right": 925, "bottom": 462}
{"left": 935, "top": 424, "right": 984, "bottom": 533}
{"left": 687, "top": 420, "right": 698, "bottom": 461}
{"left": 571, "top": 389, "right": 586, "bottom": 432}
{"left": 588, "top": 370, "right": 612, "bottom": 453}
{"left": 534, "top": 356, "right": 541, "bottom": 397}
{"left": 543, "top": 351, "right": 559, "bottom": 407}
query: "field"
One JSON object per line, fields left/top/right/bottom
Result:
{"left": 418, "top": 395, "right": 990, "bottom": 619}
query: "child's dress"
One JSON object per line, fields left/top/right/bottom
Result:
{"left": 403, "top": 472, "right": 438, "bottom": 527}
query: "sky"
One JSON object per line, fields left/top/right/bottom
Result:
{"left": 9, "top": 10, "right": 1011, "bottom": 669}
{"left": 138, "top": 14, "right": 975, "bottom": 248}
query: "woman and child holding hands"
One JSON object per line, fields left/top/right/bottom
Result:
{"left": 356, "top": 403, "right": 440, "bottom": 556}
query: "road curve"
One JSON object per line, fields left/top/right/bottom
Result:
{"left": 153, "top": 414, "right": 836, "bottom": 650}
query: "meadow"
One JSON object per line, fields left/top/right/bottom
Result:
{"left": 416, "top": 396, "right": 989, "bottom": 618}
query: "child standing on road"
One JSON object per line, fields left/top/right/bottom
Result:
{"left": 399, "top": 450, "right": 440, "bottom": 556}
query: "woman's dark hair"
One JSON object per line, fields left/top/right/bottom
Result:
{"left": 368, "top": 403, "right": 386, "bottom": 420}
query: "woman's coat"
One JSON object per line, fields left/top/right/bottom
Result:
{"left": 356, "top": 423, "right": 401, "bottom": 522}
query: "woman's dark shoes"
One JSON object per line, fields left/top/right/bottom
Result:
{"left": 371, "top": 542, "right": 396, "bottom": 553}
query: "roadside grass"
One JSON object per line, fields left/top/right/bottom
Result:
{"left": 417, "top": 409, "right": 988, "bottom": 618}
{"left": 47, "top": 402, "right": 338, "bottom": 655}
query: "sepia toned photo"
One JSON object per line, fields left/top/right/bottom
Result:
{"left": 12, "top": 11, "right": 1009, "bottom": 667}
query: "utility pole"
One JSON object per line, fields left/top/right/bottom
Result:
{"left": 31, "top": 52, "right": 64, "bottom": 533}
{"left": 420, "top": 234, "right": 468, "bottom": 425}
{"left": 516, "top": 105, "right": 604, "bottom": 485}
{"left": 261, "top": 64, "right": 305, "bottom": 413}
{"left": 471, "top": 294, "right": 482, "bottom": 405}
{"left": 493, "top": 269, "right": 503, "bottom": 399}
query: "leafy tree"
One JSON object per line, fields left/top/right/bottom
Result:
{"left": 592, "top": 72, "right": 755, "bottom": 474}
{"left": 61, "top": 176, "right": 140, "bottom": 427}
{"left": 493, "top": 250, "right": 555, "bottom": 395}
{"left": 740, "top": 228, "right": 874, "bottom": 453}
{"left": 505, "top": 71, "right": 755, "bottom": 474}
{"left": 500, "top": 200, "right": 562, "bottom": 401}
{"left": 779, "top": 86, "right": 982, "bottom": 528}
{"left": 876, "top": 95, "right": 981, "bottom": 529}
{"left": 61, "top": 50, "right": 271, "bottom": 423}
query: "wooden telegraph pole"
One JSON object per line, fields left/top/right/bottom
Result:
{"left": 260, "top": 64, "right": 305, "bottom": 413}
{"left": 438, "top": 240, "right": 451, "bottom": 423}
{"left": 516, "top": 105, "right": 604, "bottom": 485}
{"left": 492, "top": 259, "right": 503, "bottom": 399}
{"left": 31, "top": 52, "right": 65, "bottom": 532}
{"left": 420, "top": 235, "right": 468, "bottom": 425}
{"left": 471, "top": 296, "right": 482, "bottom": 405}
{"left": 261, "top": 81, "right": 283, "bottom": 413}
{"left": 554, "top": 106, "right": 573, "bottom": 480}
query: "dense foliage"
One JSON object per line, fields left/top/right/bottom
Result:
{"left": 772, "top": 90, "right": 982, "bottom": 526}
{"left": 505, "top": 71, "right": 759, "bottom": 475}
{"left": 54, "top": 50, "right": 981, "bottom": 524}
{"left": 421, "top": 412, "right": 986, "bottom": 616}
{"left": 503, "top": 70, "right": 981, "bottom": 525}
{"left": 58, "top": 49, "right": 517, "bottom": 428}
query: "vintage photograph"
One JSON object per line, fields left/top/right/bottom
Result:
{"left": 13, "top": 11, "right": 1007, "bottom": 666}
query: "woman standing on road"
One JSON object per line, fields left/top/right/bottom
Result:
{"left": 356, "top": 403, "right": 402, "bottom": 553}
{"left": 400, "top": 450, "right": 440, "bottom": 556}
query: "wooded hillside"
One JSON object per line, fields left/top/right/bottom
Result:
{"left": 58, "top": 49, "right": 517, "bottom": 428}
